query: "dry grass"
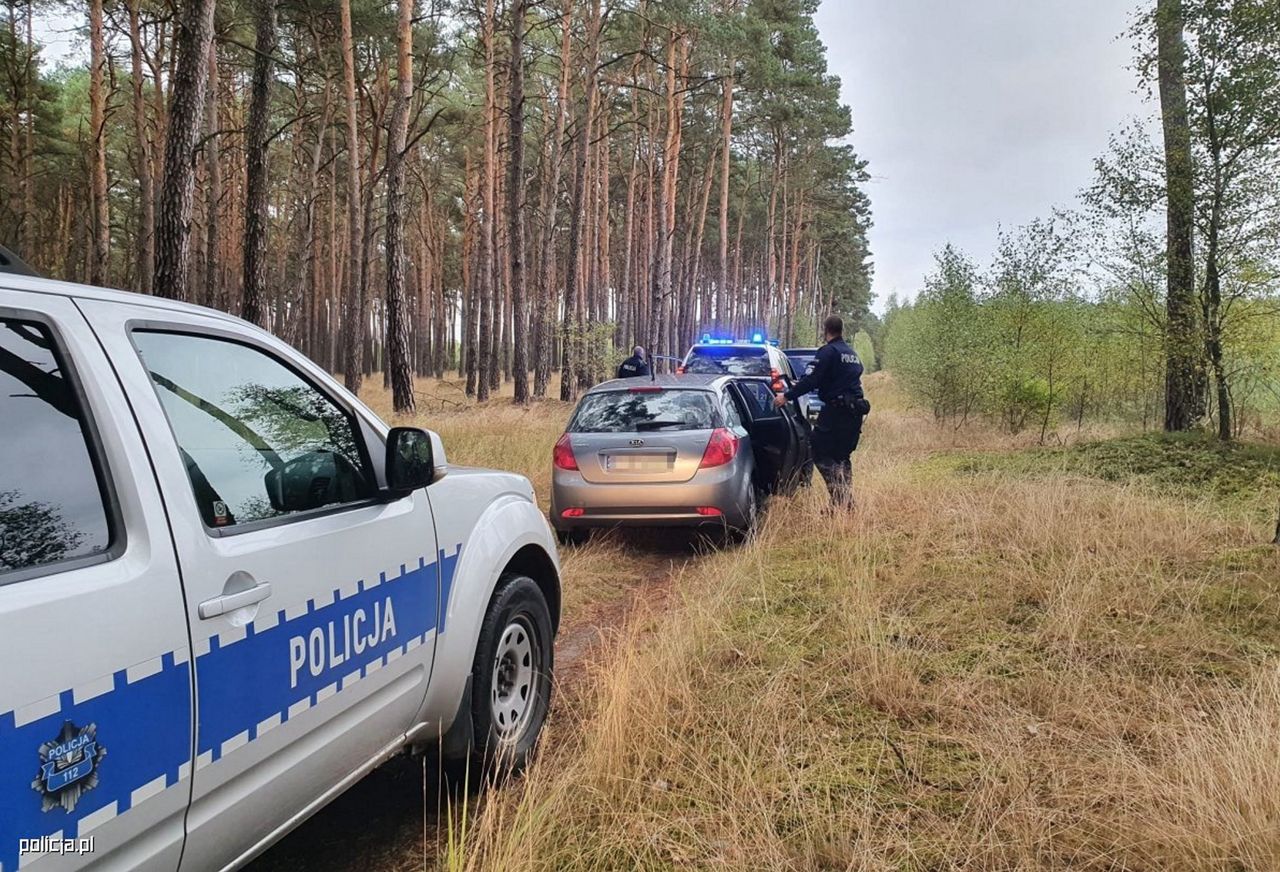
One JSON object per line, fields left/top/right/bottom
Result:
{"left": 399, "top": 373, "right": 1280, "bottom": 872}
{"left": 360, "top": 373, "right": 572, "bottom": 506}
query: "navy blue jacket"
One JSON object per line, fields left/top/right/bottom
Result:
{"left": 616, "top": 355, "right": 650, "bottom": 379}
{"left": 784, "top": 338, "right": 863, "bottom": 404}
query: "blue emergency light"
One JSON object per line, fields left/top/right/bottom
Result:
{"left": 698, "top": 331, "right": 736, "bottom": 345}
{"left": 697, "top": 331, "right": 771, "bottom": 346}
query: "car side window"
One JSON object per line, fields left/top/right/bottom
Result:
{"left": 0, "top": 318, "right": 114, "bottom": 577}
{"left": 735, "top": 380, "right": 782, "bottom": 420}
{"left": 133, "top": 331, "right": 376, "bottom": 530}
{"left": 721, "top": 390, "right": 745, "bottom": 430}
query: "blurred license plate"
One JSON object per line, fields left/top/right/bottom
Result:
{"left": 606, "top": 454, "right": 671, "bottom": 472}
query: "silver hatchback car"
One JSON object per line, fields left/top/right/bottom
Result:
{"left": 550, "top": 374, "right": 811, "bottom": 542}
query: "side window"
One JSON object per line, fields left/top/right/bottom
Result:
{"left": 721, "top": 390, "right": 745, "bottom": 430}
{"left": 0, "top": 318, "right": 113, "bottom": 576}
{"left": 133, "top": 331, "right": 376, "bottom": 530}
{"left": 735, "top": 380, "right": 782, "bottom": 420}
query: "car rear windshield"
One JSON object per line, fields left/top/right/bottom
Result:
{"left": 684, "top": 346, "right": 770, "bottom": 376}
{"left": 570, "top": 389, "right": 718, "bottom": 433}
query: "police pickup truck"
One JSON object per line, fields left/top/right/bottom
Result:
{"left": 0, "top": 272, "right": 561, "bottom": 871}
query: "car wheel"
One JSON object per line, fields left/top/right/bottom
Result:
{"left": 728, "top": 485, "right": 759, "bottom": 543}
{"left": 466, "top": 574, "right": 554, "bottom": 774}
{"left": 798, "top": 458, "right": 815, "bottom": 490}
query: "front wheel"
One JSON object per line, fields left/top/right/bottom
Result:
{"left": 466, "top": 574, "right": 554, "bottom": 774}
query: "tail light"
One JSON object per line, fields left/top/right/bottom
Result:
{"left": 561, "top": 507, "right": 585, "bottom": 518}
{"left": 699, "top": 427, "right": 739, "bottom": 469}
{"left": 696, "top": 506, "right": 723, "bottom": 517}
{"left": 553, "top": 434, "right": 579, "bottom": 470}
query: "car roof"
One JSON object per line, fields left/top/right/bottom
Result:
{"left": 0, "top": 270, "right": 248, "bottom": 328}
{"left": 784, "top": 347, "right": 818, "bottom": 354}
{"left": 586, "top": 373, "right": 732, "bottom": 394}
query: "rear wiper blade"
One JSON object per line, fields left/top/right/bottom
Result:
{"left": 635, "top": 419, "right": 684, "bottom": 431}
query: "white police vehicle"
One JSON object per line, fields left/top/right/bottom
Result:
{"left": 0, "top": 271, "right": 560, "bottom": 871}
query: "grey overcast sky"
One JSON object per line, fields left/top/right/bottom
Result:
{"left": 814, "top": 1, "right": 1152, "bottom": 310}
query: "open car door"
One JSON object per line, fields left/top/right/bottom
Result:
{"left": 728, "top": 379, "right": 810, "bottom": 494}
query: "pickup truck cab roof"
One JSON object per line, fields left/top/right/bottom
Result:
{"left": 0, "top": 244, "right": 38, "bottom": 276}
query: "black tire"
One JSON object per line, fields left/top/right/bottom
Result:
{"left": 797, "top": 458, "right": 815, "bottom": 489}
{"left": 724, "top": 486, "right": 759, "bottom": 545}
{"left": 465, "top": 574, "right": 554, "bottom": 774}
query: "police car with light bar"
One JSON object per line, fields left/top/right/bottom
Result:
{"left": 679, "top": 333, "right": 797, "bottom": 381}
{"left": 679, "top": 333, "right": 817, "bottom": 421}
{"left": 0, "top": 268, "right": 561, "bottom": 871}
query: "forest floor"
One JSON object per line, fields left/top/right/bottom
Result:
{"left": 252, "top": 373, "right": 1280, "bottom": 872}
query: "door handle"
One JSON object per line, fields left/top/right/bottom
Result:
{"left": 199, "top": 582, "right": 272, "bottom": 620}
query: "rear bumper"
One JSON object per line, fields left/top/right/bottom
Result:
{"left": 551, "top": 463, "right": 753, "bottom": 530}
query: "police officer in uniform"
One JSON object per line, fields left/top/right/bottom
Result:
{"left": 617, "top": 346, "right": 650, "bottom": 379}
{"left": 773, "top": 315, "right": 868, "bottom": 508}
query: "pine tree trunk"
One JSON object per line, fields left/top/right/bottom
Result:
{"left": 716, "top": 65, "right": 734, "bottom": 330}
{"left": 618, "top": 62, "right": 641, "bottom": 351}
{"left": 463, "top": 149, "right": 479, "bottom": 393}
{"left": 561, "top": 0, "right": 601, "bottom": 402}
{"left": 154, "top": 0, "right": 217, "bottom": 300}
{"left": 88, "top": 0, "right": 110, "bottom": 286}
{"left": 126, "top": 0, "right": 155, "bottom": 294}
{"left": 686, "top": 151, "right": 715, "bottom": 339}
{"left": 204, "top": 42, "right": 223, "bottom": 309}
{"left": 384, "top": 0, "right": 415, "bottom": 414}
{"left": 300, "top": 82, "right": 331, "bottom": 359}
{"left": 508, "top": 0, "right": 530, "bottom": 403}
{"left": 649, "top": 30, "right": 683, "bottom": 364}
{"left": 339, "top": 0, "right": 365, "bottom": 392}
{"left": 241, "top": 0, "right": 277, "bottom": 326}
{"left": 477, "top": 0, "right": 497, "bottom": 402}
{"left": 19, "top": 2, "right": 34, "bottom": 263}
{"left": 533, "top": 0, "right": 573, "bottom": 398}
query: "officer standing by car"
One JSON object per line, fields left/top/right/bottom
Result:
{"left": 617, "top": 346, "right": 650, "bottom": 379}
{"left": 773, "top": 315, "right": 867, "bottom": 508}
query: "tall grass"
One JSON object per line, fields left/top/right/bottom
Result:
{"left": 418, "top": 374, "right": 1280, "bottom": 871}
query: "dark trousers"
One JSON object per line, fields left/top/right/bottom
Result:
{"left": 811, "top": 406, "right": 861, "bottom": 508}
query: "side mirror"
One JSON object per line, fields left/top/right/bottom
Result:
{"left": 385, "top": 427, "right": 439, "bottom": 496}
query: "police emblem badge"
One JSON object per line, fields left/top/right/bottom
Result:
{"left": 32, "top": 721, "right": 107, "bottom": 813}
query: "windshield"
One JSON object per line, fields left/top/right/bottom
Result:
{"left": 683, "top": 347, "right": 770, "bottom": 376}
{"left": 785, "top": 353, "right": 816, "bottom": 376}
{"left": 570, "top": 390, "right": 718, "bottom": 433}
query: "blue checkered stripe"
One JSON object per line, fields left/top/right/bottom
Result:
{"left": 1, "top": 544, "right": 461, "bottom": 871}
{"left": 191, "top": 545, "right": 460, "bottom": 767}
{"left": 0, "top": 649, "right": 191, "bottom": 871}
